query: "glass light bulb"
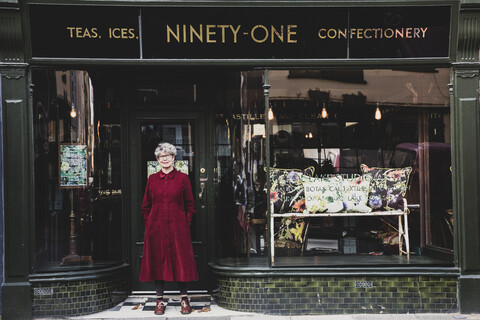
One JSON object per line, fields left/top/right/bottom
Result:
{"left": 70, "top": 108, "right": 77, "bottom": 118}
{"left": 268, "top": 107, "right": 274, "bottom": 120}
{"left": 375, "top": 106, "right": 382, "bottom": 120}
{"left": 308, "top": 132, "right": 313, "bottom": 138}
{"left": 321, "top": 106, "right": 328, "bottom": 119}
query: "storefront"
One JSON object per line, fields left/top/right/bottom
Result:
{"left": 1, "top": 1, "right": 480, "bottom": 319}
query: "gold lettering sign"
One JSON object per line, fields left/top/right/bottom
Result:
{"left": 66, "top": 27, "right": 139, "bottom": 40}
{"left": 317, "top": 27, "right": 428, "bottom": 40}
{"left": 30, "top": 5, "right": 450, "bottom": 59}
{"left": 165, "top": 24, "right": 298, "bottom": 44}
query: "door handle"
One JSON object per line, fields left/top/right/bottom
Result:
{"left": 198, "top": 182, "right": 206, "bottom": 200}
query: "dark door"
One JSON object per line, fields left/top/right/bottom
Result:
{"left": 127, "top": 110, "right": 209, "bottom": 292}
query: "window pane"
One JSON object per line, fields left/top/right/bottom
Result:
{"left": 33, "top": 70, "right": 123, "bottom": 271}
{"left": 268, "top": 68, "right": 452, "bottom": 262}
{"left": 213, "top": 71, "right": 267, "bottom": 258}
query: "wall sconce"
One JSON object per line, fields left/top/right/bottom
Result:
{"left": 375, "top": 103, "right": 382, "bottom": 120}
{"left": 70, "top": 104, "right": 77, "bottom": 119}
{"left": 321, "top": 102, "right": 328, "bottom": 119}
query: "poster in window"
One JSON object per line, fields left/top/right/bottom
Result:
{"left": 59, "top": 144, "right": 88, "bottom": 188}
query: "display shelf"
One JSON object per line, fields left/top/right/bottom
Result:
{"left": 270, "top": 200, "right": 410, "bottom": 263}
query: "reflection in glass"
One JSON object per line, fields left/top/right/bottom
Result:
{"left": 268, "top": 69, "right": 452, "bottom": 261}
{"left": 33, "top": 70, "right": 123, "bottom": 271}
{"left": 213, "top": 71, "right": 267, "bottom": 258}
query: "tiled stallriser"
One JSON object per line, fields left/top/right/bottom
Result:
{"left": 32, "top": 277, "right": 128, "bottom": 318}
{"left": 214, "top": 275, "right": 457, "bottom": 315}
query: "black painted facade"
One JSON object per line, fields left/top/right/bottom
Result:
{"left": 1, "top": 1, "right": 480, "bottom": 319}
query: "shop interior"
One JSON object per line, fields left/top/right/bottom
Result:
{"left": 31, "top": 67, "right": 453, "bottom": 273}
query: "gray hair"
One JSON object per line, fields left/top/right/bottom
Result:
{"left": 154, "top": 142, "right": 177, "bottom": 159}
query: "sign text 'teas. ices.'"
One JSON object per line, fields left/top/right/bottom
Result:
{"left": 29, "top": 6, "right": 451, "bottom": 59}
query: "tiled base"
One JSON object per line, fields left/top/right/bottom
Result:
{"left": 214, "top": 275, "right": 458, "bottom": 315}
{"left": 32, "top": 276, "right": 128, "bottom": 318}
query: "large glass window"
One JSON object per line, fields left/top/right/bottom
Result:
{"left": 32, "top": 68, "right": 452, "bottom": 270}
{"left": 268, "top": 68, "right": 453, "bottom": 263}
{"left": 33, "top": 69, "right": 123, "bottom": 271}
{"left": 213, "top": 70, "right": 268, "bottom": 259}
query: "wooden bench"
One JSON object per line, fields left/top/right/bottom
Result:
{"left": 270, "top": 200, "right": 410, "bottom": 263}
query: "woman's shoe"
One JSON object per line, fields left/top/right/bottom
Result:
{"left": 154, "top": 300, "right": 166, "bottom": 315}
{"left": 180, "top": 299, "right": 192, "bottom": 314}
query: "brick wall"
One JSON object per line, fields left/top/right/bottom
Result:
{"left": 214, "top": 275, "right": 458, "bottom": 315}
{"left": 32, "top": 277, "right": 128, "bottom": 318}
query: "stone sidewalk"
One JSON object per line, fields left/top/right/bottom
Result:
{"left": 63, "top": 295, "right": 480, "bottom": 320}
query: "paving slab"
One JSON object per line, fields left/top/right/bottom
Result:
{"left": 32, "top": 295, "right": 480, "bottom": 320}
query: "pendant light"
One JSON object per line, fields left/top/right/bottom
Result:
{"left": 375, "top": 102, "right": 382, "bottom": 120}
{"left": 321, "top": 102, "right": 328, "bottom": 119}
{"left": 268, "top": 106, "right": 274, "bottom": 120}
{"left": 70, "top": 104, "right": 77, "bottom": 119}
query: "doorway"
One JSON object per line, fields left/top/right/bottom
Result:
{"left": 127, "top": 109, "right": 209, "bottom": 292}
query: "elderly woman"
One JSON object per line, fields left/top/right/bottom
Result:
{"left": 140, "top": 142, "right": 198, "bottom": 315}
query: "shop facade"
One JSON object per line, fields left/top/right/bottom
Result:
{"left": 1, "top": 0, "right": 480, "bottom": 319}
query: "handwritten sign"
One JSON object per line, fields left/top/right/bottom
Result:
{"left": 59, "top": 144, "right": 88, "bottom": 188}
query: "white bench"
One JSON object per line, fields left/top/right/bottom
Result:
{"left": 270, "top": 200, "right": 410, "bottom": 263}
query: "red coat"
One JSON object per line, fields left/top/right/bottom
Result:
{"left": 140, "top": 169, "right": 198, "bottom": 282}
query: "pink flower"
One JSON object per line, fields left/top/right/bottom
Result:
{"left": 292, "top": 199, "right": 305, "bottom": 212}
{"left": 270, "top": 191, "right": 279, "bottom": 203}
{"left": 386, "top": 170, "right": 404, "bottom": 181}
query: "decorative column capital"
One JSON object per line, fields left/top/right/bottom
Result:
{"left": 457, "top": 10, "right": 480, "bottom": 62}
{"left": 0, "top": 8, "right": 24, "bottom": 63}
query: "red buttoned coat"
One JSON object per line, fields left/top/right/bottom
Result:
{"left": 139, "top": 169, "right": 198, "bottom": 282}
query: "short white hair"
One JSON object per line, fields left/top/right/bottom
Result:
{"left": 154, "top": 142, "right": 177, "bottom": 159}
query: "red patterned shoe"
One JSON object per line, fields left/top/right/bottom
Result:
{"left": 180, "top": 299, "right": 192, "bottom": 314}
{"left": 154, "top": 300, "right": 166, "bottom": 315}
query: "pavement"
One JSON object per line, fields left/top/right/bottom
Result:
{"left": 64, "top": 294, "right": 480, "bottom": 320}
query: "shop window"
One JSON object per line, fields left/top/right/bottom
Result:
{"left": 213, "top": 70, "right": 268, "bottom": 258}
{"left": 33, "top": 69, "right": 123, "bottom": 271}
{"left": 268, "top": 68, "right": 453, "bottom": 263}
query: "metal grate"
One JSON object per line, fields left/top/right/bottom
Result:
{"left": 34, "top": 288, "right": 53, "bottom": 296}
{"left": 355, "top": 281, "right": 374, "bottom": 288}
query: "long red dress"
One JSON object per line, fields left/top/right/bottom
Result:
{"left": 139, "top": 168, "right": 198, "bottom": 282}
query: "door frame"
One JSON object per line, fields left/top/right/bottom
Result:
{"left": 123, "top": 106, "right": 211, "bottom": 292}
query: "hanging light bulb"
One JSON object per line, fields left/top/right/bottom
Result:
{"left": 305, "top": 133, "right": 309, "bottom": 138}
{"left": 321, "top": 102, "right": 328, "bottom": 119}
{"left": 268, "top": 106, "right": 274, "bottom": 120}
{"left": 308, "top": 132, "right": 313, "bottom": 138}
{"left": 70, "top": 104, "right": 77, "bottom": 118}
{"left": 375, "top": 102, "right": 382, "bottom": 120}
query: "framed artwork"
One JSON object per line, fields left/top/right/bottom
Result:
{"left": 59, "top": 144, "right": 88, "bottom": 189}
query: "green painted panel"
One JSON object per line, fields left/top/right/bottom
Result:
{"left": 1, "top": 282, "right": 31, "bottom": 320}
{"left": 459, "top": 276, "right": 480, "bottom": 313}
{"left": 0, "top": 9, "right": 24, "bottom": 62}
{"left": 2, "top": 72, "right": 31, "bottom": 280}
{"left": 452, "top": 69, "right": 480, "bottom": 272}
